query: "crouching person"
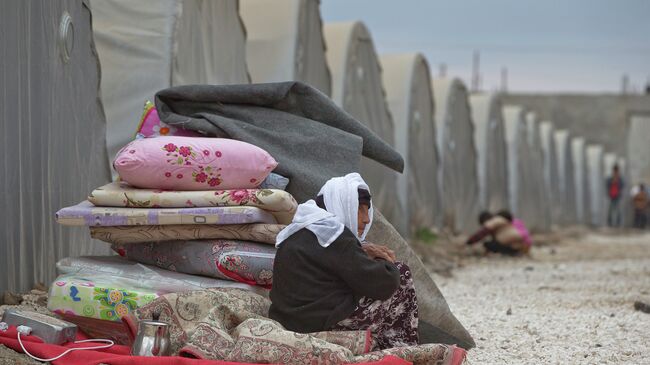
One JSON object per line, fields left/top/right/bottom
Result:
{"left": 269, "top": 173, "right": 418, "bottom": 350}
{"left": 465, "top": 210, "right": 532, "bottom": 256}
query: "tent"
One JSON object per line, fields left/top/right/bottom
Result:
{"left": 324, "top": 21, "right": 400, "bottom": 225}
{"left": 239, "top": 0, "right": 331, "bottom": 95}
{"left": 502, "top": 106, "right": 534, "bottom": 224}
{"left": 432, "top": 78, "right": 479, "bottom": 232}
{"left": 617, "top": 156, "right": 633, "bottom": 226}
{"left": 571, "top": 137, "right": 591, "bottom": 224}
{"left": 91, "top": 0, "right": 250, "bottom": 170}
{"left": 1, "top": 0, "right": 111, "bottom": 293}
{"left": 381, "top": 53, "right": 440, "bottom": 236}
{"left": 554, "top": 130, "right": 578, "bottom": 224}
{"left": 525, "top": 112, "right": 551, "bottom": 231}
{"left": 469, "top": 93, "right": 509, "bottom": 212}
{"left": 627, "top": 114, "right": 650, "bottom": 185}
{"left": 539, "top": 121, "right": 562, "bottom": 226}
{"left": 586, "top": 145, "right": 606, "bottom": 226}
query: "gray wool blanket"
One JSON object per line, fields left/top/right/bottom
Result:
{"left": 155, "top": 81, "right": 474, "bottom": 349}
{"left": 155, "top": 81, "right": 403, "bottom": 202}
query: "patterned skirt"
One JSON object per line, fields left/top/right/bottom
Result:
{"left": 331, "top": 261, "right": 419, "bottom": 350}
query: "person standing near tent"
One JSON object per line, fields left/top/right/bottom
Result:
{"left": 269, "top": 173, "right": 418, "bottom": 350}
{"left": 465, "top": 210, "right": 532, "bottom": 255}
{"left": 606, "top": 164, "right": 625, "bottom": 227}
{"left": 632, "top": 183, "right": 648, "bottom": 229}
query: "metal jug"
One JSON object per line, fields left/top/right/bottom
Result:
{"left": 131, "top": 320, "right": 171, "bottom": 356}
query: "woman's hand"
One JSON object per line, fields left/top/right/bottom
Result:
{"left": 362, "top": 242, "right": 396, "bottom": 263}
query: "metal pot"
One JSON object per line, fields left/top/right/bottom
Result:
{"left": 131, "top": 320, "right": 171, "bottom": 356}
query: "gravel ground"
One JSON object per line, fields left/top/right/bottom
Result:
{"left": 433, "top": 230, "right": 650, "bottom": 364}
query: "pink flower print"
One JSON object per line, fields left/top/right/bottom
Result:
{"left": 215, "top": 151, "right": 222, "bottom": 157}
{"left": 55, "top": 281, "right": 66, "bottom": 287}
{"left": 178, "top": 146, "right": 191, "bottom": 157}
{"left": 203, "top": 150, "right": 210, "bottom": 156}
{"left": 208, "top": 177, "right": 221, "bottom": 187}
{"left": 164, "top": 143, "right": 177, "bottom": 152}
{"left": 230, "top": 190, "right": 250, "bottom": 204}
{"left": 195, "top": 172, "right": 208, "bottom": 183}
{"left": 164, "top": 172, "right": 172, "bottom": 178}
{"left": 176, "top": 173, "right": 183, "bottom": 179}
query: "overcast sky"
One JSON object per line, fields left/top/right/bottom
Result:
{"left": 321, "top": 0, "right": 650, "bottom": 93}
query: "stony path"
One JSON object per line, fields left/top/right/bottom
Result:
{"left": 434, "top": 232, "right": 650, "bottom": 364}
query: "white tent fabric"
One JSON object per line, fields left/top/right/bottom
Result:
{"left": 91, "top": 0, "right": 250, "bottom": 170}
{"left": 617, "top": 157, "right": 633, "bottom": 226}
{"left": 554, "top": 130, "right": 578, "bottom": 224}
{"left": 432, "top": 78, "right": 479, "bottom": 233}
{"left": 502, "top": 106, "right": 534, "bottom": 224}
{"left": 324, "top": 21, "right": 400, "bottom": 226}
{"left": 525, "top": 112, "right": 551, "bottom": 231}
{"left": 469, "top": 93, "right": 509, "bottom": 212}
{"left": 627, "top": 115, "right": 650, "bottom": 186}
{"left": 381, "top": 53, "right": 440, "bottom": 236}
{"left": 239, "top": 0, "right": 331, "bottom": 96}
{"left": 1, "top": 0, "right": 111, "bottom": 293}
{"left": 539, "top": 121, "right": 562, "bottom": 226}
{"left": 571, "top": 137, "right": 591, "bottom": 224}
{"left": 586, "top": 145, "right": 606, "bottom": 226}
{"left": 603, "top": 152, "right": 619, "bottom": 179}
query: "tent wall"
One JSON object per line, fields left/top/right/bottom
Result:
{"left": 627, "top": 114, "right": 650, "bottom": 186}
{"left": 432, "top": 78, "right": 479, "bottom": 233}
{"left": 525, "top": 112, "right": 551, "bottom": 231}
{"left": 586, "top": 145, "right": 606, "bottom": 226}
{"left": 92, "top": 0, "right": 250, "bottom": 170}
{"left": 502, "top": 106, "right": 534, "bottom": 224}
{"left": 469, "top": 93, "right": 509, "bottom": 212}
{"left": 571, "top": 137, "right": 590, "bottom": 224}
{"left": 539, "top": 121, "right": 562, "bottom": 226}
{"left": 617, "top": 157, "right": 633, "bottom": 227}
{"left": 554, "top": 130, "right": 578, "bottom": 224}
{"left": 0, "top": 0, "right": 111, "bottom": 293}
{"left": 381, "top": 53, "right": 440, "bottom": 236}
{"left": 240, "top": 0, "right": 331, "bottom": 96}
{"left": 324, "top": 21, "right": 400, "bottom": 225}
{"left": 502, "top": 93, "right": 650, "bottom": 157}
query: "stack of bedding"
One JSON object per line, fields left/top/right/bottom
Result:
{"left": 51, "top": 111, "right": 297, "bottom": 342}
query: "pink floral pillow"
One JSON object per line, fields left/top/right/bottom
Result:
{"left": 135, "top": 101, "right": 201, "bottom": 139}
{"left": 114, "top": 136, "right": 278, "bottom": 190}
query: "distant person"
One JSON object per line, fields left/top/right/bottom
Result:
{"left": 632, "top": 183, "right": 648, "bottom": 229}
{"left": 605, "top": 164, "right": 624, "bottom": 227}
{"left": 465, "top": 210, "right": 532, "bottom": 256}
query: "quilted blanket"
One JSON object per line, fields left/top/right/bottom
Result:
{"left": 55, "top": 201, "right": 277, "bottom": 226}
{"left": 88, "top": 182, "right": 297, "bottom": 224}
{"left": 123, "top": 288, "right": 466, "bottom": 365}
{"left": 90, "top": 223, "right": 284, "bottom": 245}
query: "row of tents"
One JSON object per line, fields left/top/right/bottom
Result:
{"left": 0, "top": 0, "right": 634, "bottom": 293}
{"left": 94, "top": 0, "right": 628, "bottom": 235}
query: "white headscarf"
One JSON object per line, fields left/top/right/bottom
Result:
{"left": 275, "top": 173, "right": 373, "bottom": 248}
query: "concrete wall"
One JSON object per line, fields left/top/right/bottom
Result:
{"left": 501, "top": 93, "right": 650, "bottom": 157}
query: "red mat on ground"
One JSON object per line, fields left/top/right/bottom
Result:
{"left": 0, "top": 326, "right": 411, "bottom": 365}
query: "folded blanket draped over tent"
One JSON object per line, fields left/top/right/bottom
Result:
{"left": 154, "top": 81, "right": 475, "bottom": 349}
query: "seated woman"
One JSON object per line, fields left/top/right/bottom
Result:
{"left": 269, "top": 173, "right": 418, "bottom": 350}
{"left": 465, "top": 210, "right": 532, "bottom": 255}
